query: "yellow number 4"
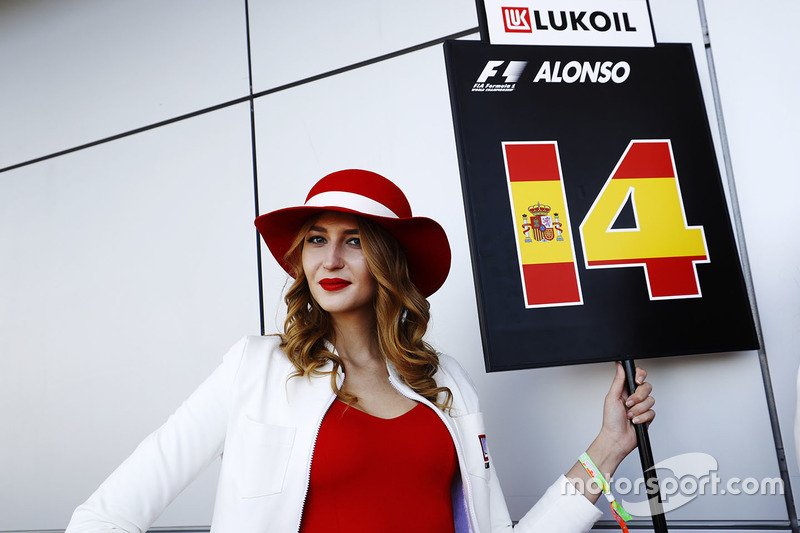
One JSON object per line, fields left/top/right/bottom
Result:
{"left": 579, "top": 140, "right": 709, "bottom": 299}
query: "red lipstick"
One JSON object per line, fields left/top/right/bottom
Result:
{"left": 319, "top": 278, "right": 351, "bottom": 291}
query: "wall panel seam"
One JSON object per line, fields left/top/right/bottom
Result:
{"left": 0, "top": 28, "right": 479, "bottom": 177}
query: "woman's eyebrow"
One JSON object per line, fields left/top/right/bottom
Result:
{"left": 307, "top": 226, "right": 359, "bottom": 235}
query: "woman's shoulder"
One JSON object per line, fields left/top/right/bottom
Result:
{"left": 435, "top": 352, "right": 481, "bottom": 414}
{"left": 436, "top": 352, "right": 471, "bottom": 380}
{"left": 221, "top": 334, "right": 294, "bottom": 375}
{"left": 222, "top": 334, "right": 282, "bottom": 355}
{"left": 237, "top": 333, "right": 284, "bottom": 350}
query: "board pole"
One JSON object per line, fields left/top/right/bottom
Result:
{"left": 473, "top": 0, "right": 489, "bottom": 42}
{"left": 623, "top": 358, "right": 668, "bottom": 532}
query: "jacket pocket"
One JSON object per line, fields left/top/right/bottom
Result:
{"left": 452, "top": 412, "right": 490, "bottom": 481}
{"left": 237, "top": 418, "right": 296, "bottom": 498}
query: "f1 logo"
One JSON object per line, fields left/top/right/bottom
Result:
{"left": 476, "top": 60, "right": 528, "bottom": 83}
{"left": 502, "top": 7, "right": 532, "bottom": 33}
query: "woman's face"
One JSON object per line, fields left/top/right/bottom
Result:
{"left": 301, "top": 212, "right": 378, "bottom": 322}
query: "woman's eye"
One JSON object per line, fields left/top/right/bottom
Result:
{"left": 347, "top": 237, "right": 361, "bottom": 247}
{"left": 307, "top": 235, "right": 325, "bottom": 245}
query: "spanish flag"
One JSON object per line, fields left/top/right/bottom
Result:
{"left": 503, "top": 142, "right": 583, "bottom": 307}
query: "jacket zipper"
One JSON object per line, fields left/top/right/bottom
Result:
{"left": 295, "top": 392, "right": 337, "bottom": 533}
{"left": 387, "top": 374, "right": 479, "bottom": 533}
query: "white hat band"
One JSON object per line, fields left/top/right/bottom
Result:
{"left": 305, "top": 191, "right": 400, "bottom": 218}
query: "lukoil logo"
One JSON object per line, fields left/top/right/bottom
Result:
{"left": 472, "top": 60, "right": 528, "bottom": 92}
{"left": 502, "top": 7, "right": 532, "bottom": 33}
{"left": 528, "top": 10, "right": 637, "bottom": 33}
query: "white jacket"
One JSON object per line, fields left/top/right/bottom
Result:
{"left": 67, "top": 335, "right": 602, "bottom": 532}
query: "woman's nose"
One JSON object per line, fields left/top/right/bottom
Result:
{"left": 322, "top": 243, "right": 344, "bottom": 269}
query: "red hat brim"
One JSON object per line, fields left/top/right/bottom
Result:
{"left": 254, "top": 205, "right": 451, "bottom": 297}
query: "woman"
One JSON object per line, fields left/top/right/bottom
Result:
{"left": 67, "top": 169, "right": 655, "bottom": 532}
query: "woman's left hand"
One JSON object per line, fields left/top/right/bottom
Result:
{"left": 566, "top": 362, "right": 656, "bottom": 502}
{"left": 600, "top": 362, "right": 656, "bottom": 458}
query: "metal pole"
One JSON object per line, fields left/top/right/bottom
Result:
{"left": 623, "top": 359, "right": 668, "bottom": 532}
{"left": 474, "top": 0, "right": 489, "bottom": 42}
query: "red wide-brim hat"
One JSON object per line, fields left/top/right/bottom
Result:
{"left": 254, "top": 169, "right": 451, "bottom": 297}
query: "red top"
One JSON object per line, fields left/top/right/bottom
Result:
{"left": 300, "top": 400, "right": 457, "bottom": 533}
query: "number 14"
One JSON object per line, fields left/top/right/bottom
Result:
{"left": 503, "top": 140, "right": 709, "bottom": 308}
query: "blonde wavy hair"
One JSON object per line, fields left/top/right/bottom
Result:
{"left": 278, "top": 214, "right": 452, "bottom": 410}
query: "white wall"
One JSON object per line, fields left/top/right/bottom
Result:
{"left": 0, "top": 0, "right": 796, "bottom": 530}
{"left": 702, "top": 0, "right": 800, "bottom": 519}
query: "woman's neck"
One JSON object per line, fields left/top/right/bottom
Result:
{"left": 330, "top": 312, "right": 381, "bottom": 368}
